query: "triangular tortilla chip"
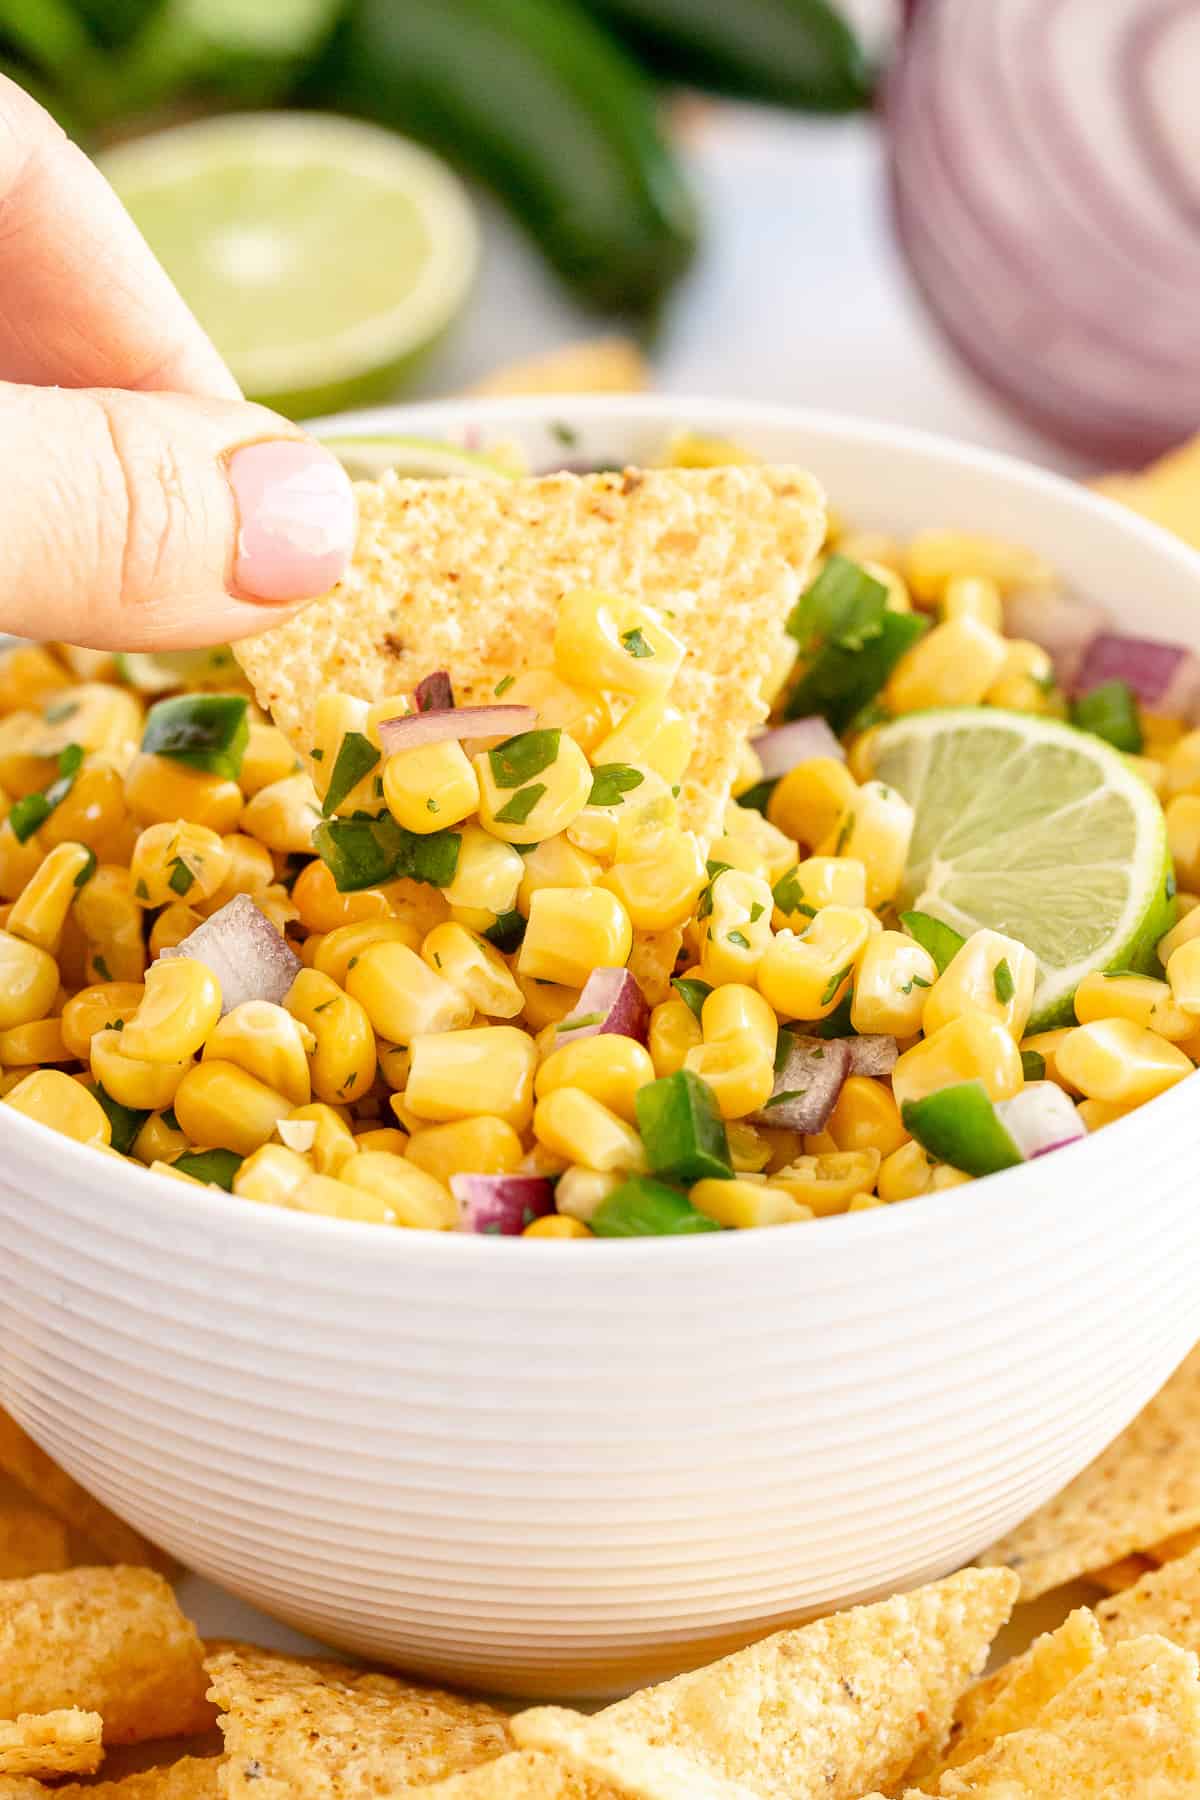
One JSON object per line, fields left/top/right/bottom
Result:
{"left": 0, "top": 1709, "right": 102, "bottom": 1779}
{"left": 404, "top": 1750, "right": 618, "bottom": 1798}
{"left": 512, "top": 1568, "right": 1017, "bottom": 1800}
{"left": 0, "top": 1755, "right": 221, "bottom": 1800}
{"left": 979, "top": 1344, "right": 1200, "bottom": 1600}
{"left": 205, "top": 1644, "right": 511, "bottom": 1800}
{"left": 0, "top": 1409, "right": 173, "bottom": 1573}
{"left": 0, "top": 1506, "right": 68, "bottom": 1580}
{"left": 1096, "top": 436, "right": 1200, "bottom": 551}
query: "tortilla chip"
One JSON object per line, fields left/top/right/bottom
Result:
{"left": 404, "top": 1750, "right": 619, "bottom": 1799}
{"left": 1149, "top": 1524, "right": 1200, "bottom": 1566}
{"left": 513, "top": 1568, "right": 1017, "bottom": 1800}
{"left": 467, "top": 339, "right": 649, "bottom": 397}
{"left": 978, "top": 1344, "right": 1200, "bottom": 1599}
{"left": 205, "top": 1644, "right": 511, "bottom": 1800}
{"left": 0, "top": 1566, "right": 213, "bottom": 1744}
{"left": 235, "top": 465, "right": 825, "bottom": 862}
{"left": 0, "top": 1710, "right": 103, "bottom": 1778}
{"left": 1086, "top": 1554, "right": 1154, "bottom": 1594}
{"left": 1096, "top": 436, "right": 1200, "bottom": 552}
{"left": 0, "top": 1755, "right": 222, "bottom": 1800}
{"left": 0, "top": 1507, "right": 69, "bottom": 1579}
{"left": 0, "top": 1410, "right": 173, "bottom": 1573}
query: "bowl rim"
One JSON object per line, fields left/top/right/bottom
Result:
{"left": 18, "top": 393, "right": 1200, "bottom": 1264}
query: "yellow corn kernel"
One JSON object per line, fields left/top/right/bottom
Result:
{"left": 766, "top": 756, "right": 857, "bottom": 850}
{"left": 131, "top": 1109, "right": 189, "bottom": 1166}
{"left": 1075, "top": 969, "right": 1193, "bottom": 1042}
{"left": 405, "top": 1115, "right": 523, "bottom": 1185}
{"left": 1143, "top": 711, "right": 1185, "bottom": 756}
{"left": 515, "top": 971, "right": 581, "bottom": 1032}
{"left": 91, "top": 1028, "right": 191, "bottom": 1111}
{"left": 339, "top": 1153, "right": 457, "bottom": 1230}
{"left": 554, "top": 588, "right": 684, "bottom": 696}
{"left": 929, "top": 1164, "right": 973, "bottom": 1191}
{"left": 722, "top": 802, "right": 798, "bottom": 883}
{"left": 690, "top": 1178, "right": 811, "bottom": 1228}
{"left": 771, "top": 1149, "right": 882, "bottom": 1217}
{"left": 940, "top": 574, "right": 1003, "bottom": 630}
{"left": 151, "top": 1158, "right": 206, "bottom": 1185}
{"left": 113, "top": 959, "right": 220, "bottom": 1069}
{"left": 1077, "top": 1097, "right": 1135, "bottom": 1131}
{"left": 60, "top": 980, "right": 144, "bottom": 1059}
{"left": 254, "top": 886, "right": 301, "bottom": 938}
{"left": 196, "top": 834, "right": 276, "bottom": 918}
{"left": 502, "top": 668, "right": 612, "bottom": 754}
{"left": 0, "top": 645, "right": 70, "bottom": 715}
{"left": 862, "top": 558, "right": 911, "bottom": 614}
{"left": 407, "top": 1025, "right": 537, "bottom": 1129}
{"left": 355, "top": 1128, "right": 408, "bottom": 1155}
{"left": 148, "top": 903, "right": 203, "bottom": 957}
{"left": 284, "top": 1101, "right": 357, "bottom": 1174}
{"left": 0, "top": 1064, "right": 34, "bottom": 1096}
{"left": 892, "top": 1011, "right": 1023, "bottom": 1109}
{"left": 41, "top": 760, "right": 128, "bottom": 858}
{"left": 1163, "top": 729, "right": 1200, "bottom": 801}
{"left": 818, "top": 780, "right": 914, "bottom": 908}
{"left": 441, "top": 823, "right": 526, "bottom": 921}
{"left": 240, "top": 722, "right": 299, "bottom": 798}
{"left": 771, "top": 857, "right": 866, "bottom": 929}
{"left": 985, "top": 639, "right": 1057, "bottom": 714}
{"left": 345, "top": 942, "right": 471, "bottom": 1044}
{"left": 202, "top": 1001, "right": 314, "bottom": 1106}
{"left": 233, "top": 1143, "right": 311, "bottom": 1206}
{"left": 727, "top": 1120, "right": 772, "bottom": 1172}
{"left": 603, "top": 830, "right": 706, "bottom": 932}
{"left": 124, "top": 752, "right": 243, "bottom": 832}
{"left": 311, "top": 918, "right": 419, "bottom": 988}
{"left": 757, "top": 906, "right": 872, "bottom": 1022}
{"left": 5, "top": 1068, "right": 111, "bottom": 1146}
{"left": 1167, "top": 938, "right": 1200, "bottom": 1017}
{"left": 700, "top": 981, "right": 777, "bottom": 1053}
{"left": 383, "top": 739, "right": 480, "bottom": 834}
{"left": 1019, "top": 1028, "right": 1082, "bottom": 1096}
{"left": 173, "top": 1059, "right": 291, "bottom": 1155}
{"left": 375, "top": 1041, "right": 411, "bottom": 1092}
{"left": 1158, "top": 899, "right": 1200, "bottom": 966}
{"left": 591, "top": 697, "right": 695, "bottom": 786}
{"left": 683, "top": 1031, "right": 775, "bottom": 1119}
{"left": 130, "top": 822, "right": 231, "bottom": 909}
{"left": 905, "top": 529, "right": 1052, "bottom": 602}
{"left": 846, "top": 727, "right": 881, "bottom": 785}
{"left": 1167, "top": 795, "right": 1200, "bottom": 890}
{"left": 877, "top": 1138, "right": 934, "bottom": 1203}
{"left": 884, "top": 617, "right": 1009, "bottom": 714}
{"left": 421, "top": 922, "right": 524, "bottom": 1019}
{"left": 699, "top": 868, "right": 774, "bottom": 987}
{"left": 648, "top": 997, "right": 701, "bottom": 1078}
{"left": 802, "top": 1128, "right": 839, "bottom": 1156}
{"left": 850, "top": 931, "right": 937, "bottom": 1036}
{"left": 240, "top": 772, "right": 322, "bottom": 855}
{"left": 1055, "top": 1019, "right": 1192, "bottom": 1105}
{"left": 291, "top": 862, "right": 391, "bottom": 937}
{"left": 706, "top": 836, "right": 770, "bottom": 885}
{"left": 509, "top": 837, "right": 593, "bottom": 919}
{"left": 563, "top": 766, "right": 667, "bottom": 864}
{"left": 524, "top": 1214, "right": 592, "bottom": 1238}
{"left": 519, "top": 887, "right": 632, "bottom": 988}
{"left": 554, "top": 1166, "right": 620, "bottom": 1222}
{"left": 1123, "top": 754, "right": 1167, "bottom": 796}
{"left": 284, "top": 967, "right": 376, "bottom": 1105}
{"left": 474, "top": 732, "right": 592, "bottom": 845}
{"left": 7, "top": 842, "right": 94, "bottom": 955}
{"left": 827, "top": 1076, "right": 908, "bottom": 1158}
{"left": 921, "top": 929, "right": 1038, "bottom": 1041}
{"left": 533, "top": 1087, "right": 646, "bottom": 1172}
{"left": 536, "top": 1034, "right": 654, "bottom": 1123}
{"left": 0, "top": 817, "right": 48, "bottom": 901}
{"left": 848, "top": 1192, "right": 886, "bottom": 1211}
{"left": 0, "top": 1017, "right": 67, "bottom": 1065}
{"left": 0, "top": 928, "right": 59, "bottom": 1030}
{"left": 288, "top": 1171, "right": 391, "bottom": 1227}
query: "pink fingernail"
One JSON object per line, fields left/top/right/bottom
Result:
{"left": 227, "top": 439, "right": 356, "bottom": 602}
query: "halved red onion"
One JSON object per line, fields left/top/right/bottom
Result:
{"left": 377, "top": 704, "right": 536, "bottom": 755}
{"left": 1073, "top": 633, "right": 1200, "bottom": 719}
{"left": 996, "top": 1083, "right": 1086, "bottom": 1161}
{"left": 414, "top": 671, "right": 455, "bottom": 713}
{"left": 161, "top": 894, "right": 300, "bottom": 1014}
{"left": 1003, "top": 590, "right": 1108, "bottom": 691}
{"left": 452, "top": 1174, "right": 554, "bottom": 1235}
{"left": 846, "top": 1034, "right": 899, "bottom": 1077}
{"left": 748, "top": 1036, "right": 851, "bottom": 1133}
{"left": 555, "top": 968, "right": 650, "bottom": 1046}
{"left": 752, "top": 716, "right": 845, "bottom": 781}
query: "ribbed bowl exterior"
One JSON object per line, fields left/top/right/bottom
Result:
{"left": 3, "top": 400, "right": 1200, "bottom": 1696}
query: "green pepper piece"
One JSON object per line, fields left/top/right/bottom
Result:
{"left": 141, "top": 693, "right": 249, "bottom": 779}
{"left": 901, "top": 1081, "right": 1022, "bottom": 1177}
{"left": 591, "top": 1177, "right": 722, "bottom": 1236}
{"left": 634, "top": 1069, "right": 733, "bottom": 1183}
{"left": 313, "top": 815, "right": 460, "bottom": 891}
{"left": 172, "top": 1148, "right": 244, "bottom": 1191}
{"left": 786, "top": 603, "right": 928, "bottom": 730}
{"left": 1071, "top": 680, "right": 1143, "bottom": 755}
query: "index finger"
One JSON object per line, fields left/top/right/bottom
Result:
{"left": 0, "top": 76, "right": 239, "bottom": 398}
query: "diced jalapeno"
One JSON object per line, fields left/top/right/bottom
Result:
{"left": 591, "top": 1177, "right": 722, "bottom": 1237}
{"left": 635, "top": 1069, "right": 733, "bottom": 1183}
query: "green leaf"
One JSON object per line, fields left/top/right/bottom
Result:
{"left": 489, "top": 729, "right": 560, "bottom": 789}
{"left": 172, "top": 1148, "right": 244, "bottom": 1191}
{"left": 588, "top": 764, "right": 645, "bottom": 807}
{"left": 620, "top": 626, "right": 654, "bottom": 659}
{"left": 141, "top": 693, "right": 249, "bottom": 779}
{"left": 483, "top": 909, "right": 526, "bottom": 952}
{"left": 993, "top": 957, "right": 1015, "bottom": 1004}
{"left": 167, "top": 857, "right": 195, "bottom": 896}
{"left": 900, "top": 910, "right": 966, "bottom": 976}
{"left": 819, "top": 963, "right": 853, "bottom": 1006}
{"left": 494, "top": 783, "right": 546, "bottom": 825}
{"left": 88, "top": 1084, "right": 148, "bottom": 1157}
{"left": 1020, "top": 1049, "right": 1047, "bottom": 1082}
{"left": 321, "top": 731, "right": 380, "bottom": 816}
{"left": 494, "top": 675, "right": 515, "bottom": 697}
{"left": 670, "top": 976, "right": 712, "bottom": 1021}
{"left": 1071, "top": 680, "right": 1143, "bottom": 755}
{"left": 7, "top": 742, "right": 86, "bottom": 842}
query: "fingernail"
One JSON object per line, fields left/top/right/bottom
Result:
{"left": 227, "top": 439, "right": 356, "bottom": 602}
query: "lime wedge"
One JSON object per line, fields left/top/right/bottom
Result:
{"left": 871, "top": 708, "right": 1174, "bottom": 1030}
{"left": 319, "top": 433, "right": 522, "bottom": 483}
{"left": 97, "top": 114, "right": 478, "bottom": 417}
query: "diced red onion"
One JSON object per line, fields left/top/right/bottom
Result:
{"left": 887, "top": 0, "right": 1200, "bottom": 462}
{"left": 752, "top": 717, "right": 845, "bottom": 781}
{"left": 414, "top": 671, "right": 455, "bottom": 713}
{"left": 1073, "top": 632, "right": 1200, "bottom": 720}
{"left": 554, "top": 968, "right": 650, "bottom": 1046}
{"left": 748, "top": 1036, "right": 851, "bottom": 1133}
{"left": 160, "top": 895, "right": 300, "bottom": 1015}
{"left": 1003, "top": 589, "right": 1109, "bottom": 691}
{"left": 452, "top": 1174, "right": 554, "bottom": 1235}
{"left": 846, "top": 1035, "right": 899, "bottom": 1077}
{"left": 996, "top": 1082, "right": 1087, "bottom": 1161}
{"left": 377, "top": 704, "right": 536, "bottom": 755}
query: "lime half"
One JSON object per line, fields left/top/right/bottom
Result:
{"left": 319, "top": 433, "right": 522, "bottom": 483}
{"left": 872, "top": 709, "right": 1174, "bottom": 1030}
{"left": 98, "top": 114, "right": 478, "bottom": 417}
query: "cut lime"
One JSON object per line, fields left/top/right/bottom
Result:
{"left": 97, "top": 114, "right": 478, "bottom": 417}
{"left": 319, "top": 433, "right": 522, "bottom": 483}
{"left": 871, "top": 708, "right": 1174, "bottom": 1030}
{"left": 114, "top": 647, "right": 244, "bottom": 694}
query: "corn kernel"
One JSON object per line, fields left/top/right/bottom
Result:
{"left": 41, "top": 760, "right": 128, "bottom": 859}
{"left": 7, "top": 841, "right": 94, "bottom": 955}
{"left": 407, "top": 1025, "right": 537, "bottom": 1130}
{"left": 0, "top": 928, "right": 59, "bottom": 1030}
{"left": 1075, "top": 969, "right": 1193, "bottom": 1042}
{"left": 308, "top": 695, "right": 377, "bottom": 811}
{"left": 130, "top": 821, "right": 230, "bottom": 909}
{"left": 375, "top": 1041, "right": 411, "bottom": 1091}
{"left": 510, "top": 835, "right": 595, "bottom": 917}
{"left": 536, "top": 1034, "right": 654, "bottom": 1123}
{"left": 690, "top": 1178, "right": 811, "bottom": 1228}
{"left": 124, "top": 751, "right": 243, "bottom": 832}
{"left": 312, "top": 918, "right": 421, "bottom": 988}
{"left": 232, "top": 1143, "right": 311, "bottom": 1206}
{"left": 475, "top": 733, "right": 593, "bottom": 845}
{"left": 941, "top": 574, "right": 1003, "bottom": 630}
{"left": 699, "top": 980, "right": 776, "bottom": 1050}
{"left": 603, "top": 829, "right": 706, "bottom": 932}
{"left": 1158, "top": 899, "right": 1200, "bottom": 966}
{"left": 197, "top": 834, "right": 276, "bottom": 917}
{"left": 240, "top": 772, "right": 322, "bottom": 855}
{"left": 1168, "top": 795, "right": 1200, "bottom": 890}
{"left": 289, "top": 1171, "right": 395, "bottom": 1227}
{"left": 885, "top": 617, "right": 1009, "bottom": 713}
{"left": 290, "top": 859, "right": 391, "bottom": 935}
{"left": 648, "top": 997, "right": 701, "bottom": 1077}
{"left": 240, "top": 722, "right": 299, "bottom": 797}
{"left": 0, "top": 645, "right": 70, "bottom": 714}
{"left": 850, "top": 930, "right": 937, "bottom": 1036}
{"left": 827, "top": 1076, "right": 908, "bottom": 1157}
{"left": 5, "top": 1068, "right": 111, "bottom": 1146}
{"left": 772, "top": 856, "right": 866, "bottom": 928}
{"left": 340, "top": 1153, "right": 457, "bottom": 1230}
{"left": 173, "top": 1059, "right": 291, "bottom": 1156}
{"left": 1167, "top": 938, "right": 1200, "bottom": 1018}
{"left": 1161, "top": 729, "right": 1200, "bottom": 800}
{"left": 91, "top": 1028, "right": 190, "bottom": 1111}
{"left": 726, "top": 1120, "right": 772, "bottom": 1172}
{"left": 1077, "top": 1097, "right": 1135, "bottom": 1131}
{"left": 524, "top": 1214, "right": 592, "bottom": 1238}
{"left": 554, "top": 588, "right": 684, "bottom": 696}
{"left": 877, "top": 1138, "right": 934, "bottom": 1203}
{"left": 757, "top": 906, "right": 872, "bottom": 1021}
{"left": 148, "top": 903, "right": 203, "bottom": 957}
{"left": 502, "top": 667, "right": 612, "bottom": 754}
{"left": 405, "top": 1115, "right": 523, "bottom": 1185}
{"left": 767, "top": 756, "right": 857, "bottom": 849}
{"left": 771, "top": 1148, "right": 881, "bottom": 1217}
{"left": 519, "top": 886, "right": 632, "bottom": 988}
{"left": 818, "top": 781, "right": 913, "bottom": 908}
{"left": 131, "top": 1109, "right": 189, "bottom": 1165}
{"left": 284, "top": 968, "right": 376, "bottom": 1105}
{"left": 591, "top": 696, "right": 694, "bottom": 785}
{"left": 340, "top": 942, "right": 468, "bottom": 1048}
{"left": 122, "top": 956, "right": 222, "bottom": 1063}
{"left": 421, "top": 922, "right": 524, "bottom": 1019}
{"left": 383, "top": 739, "right": 480, "bottom": 834}
{"left": 1056, "top": 1018, "right": 1192, "bottom": 1105}
{"left": 203, "top": 1001, "right": 314, "bottom": 1105}
{"left": 437, "top": 823, "right": 525, "bottom": 922}
{"left": 802, "top": 1128, "right": 839, "bottom": 1156}
{"left": 921, "top": 929, "right": 1037, "bottom": 1040}
{"left": 892, "top": 1011, "right": 1023, "bottom": 1109}
{"left": 699, "top": 868, "right": 773, "bottom": 987}
{"left": 1018, "top": 1027, "right": 1080, "bottom": 1095}
{"left": 0, "top": 817, "right": 49, "bottom": 901}
{"left": 533, "top": 1087, "right": 645, "bottom": 1171}
{"left": 554, "top": 1166, "right": 620, "bottom": 1222}
{"left": 284, "top": 1101, "right": 357, "bottom": 1174}
{"left": 722, "top": 802, "right": 797, "bottom": 883}
{"left": 0, "top": 1017, "right": 67, "bottom": 1065}
{"left": 59, "top": 979, "right": 143, "bottom": 1058}
{"left": 905, "top": 529, "right": 1052, "bottom": 601}
{"left": 929, "top": 1164, "right": 973, "bottom": 1191}
{"left": 516, "top": 971, "right": 581, "bottom": 1032}
{"left": 684, "top": 1030, "right": 774, "bottom": 1119}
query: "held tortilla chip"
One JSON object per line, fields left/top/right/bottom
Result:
{"left": 235, "top": 465, "right": 825, "bottom": 862}
{"left": 0, "top": 1710, "right": 103, "bottom": 1779}
{"left": 978, "top": 1344, "right": 1200, "bottom": 1600}
{"left": 512, "top": 1568, "right": 1018, "bottom": 1800}
{"left": 0, "top": 1755, "right": 222, "bottom": 1800}
{"left": 0, "top": 1507, "right": 69, "bottom": 1580}
{"left": 205, "top": 1644, "right": 512, "bottom": 1800}
{"left": 0, "top": 1410, "right": 173, "bottom": 1573}
{"left": 0, "top": 1566, "right": 213, "bottom": 1744}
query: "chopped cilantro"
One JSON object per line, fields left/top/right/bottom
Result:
{"left": 620, "top": 627, "right": 654, "bottom": 659}
{"left": 1021, "top": 1048, "right": 1047, "bottom": 1082}
{"left": 749, "top": 902, "right": 765, "bottom": 924}
{"left": 558, "top": 1010, "right": 604, "bottom": 1033}
{"left": 310, "top": 746, "right": 324, "bottom": 762}
{"left": 313, "top": 816, "right": 461, "bottom": 892}
{"left": 489, "top": 729, "right": 560, "bottom": 789}
{"left": 43, "top": 697, "right": 79, "bottom": 725}
{"left": 134, "top": 878, "right": 150, "bottom": 901}
{"left": 321, "top": 731, "right": 380, "bottom": 817}
{"left": 92, "top": 953, "right": 112, "bottom": 982}
{"left": 494, "top": 675, "right": 515, "bottom": 697}
{"left": 993, "top": 958, "right": 1016, "bottom": 1004}
{"left": 834, "top": 812, "right": 855, "bottom": 856}
{"left": 551, "top": 420, "right": 578, "bottom": 447}
{"left": 494, "top": 783, "right": 546, "bottom": 825}
{"left": 7, "top": 742, "right": 86, "bottom": 842}
{"left": 588, "top": 763, "right": 644, "bottom": 807}
{"left": 820, "top": 964, "right": 852, "bottom": 1006}
{"left": 167, "top": 857, "right": 195, "bottom": 897}
{"left": 727, "top": 929, "right": 751, "bottom": 949}
{"left": 426, "top": 797, "right": 439, "bottom": 813}
{"left": 483, "top": 909, "right": 526, "bottom": 952}
{"left": 670, "top": 976, "right": 712, "bottom": 1021}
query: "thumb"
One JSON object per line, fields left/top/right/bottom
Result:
{"left": 0, "top": 382, "right": 356, "bottom": 649}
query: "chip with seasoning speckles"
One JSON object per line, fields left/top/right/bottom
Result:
{"left": 0, "top": 1754, "right": 222, "bottom": 1800}
{"left": 0, "top": 1709, "right": 103, "bottom": 1780}
{"left": 0, "top": 1408, "right": 174, "bottom": 1573}
{"left": 398, "top": 1749, "right": 620, "bottom": 1798}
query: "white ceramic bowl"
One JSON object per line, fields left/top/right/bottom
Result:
{"left": 4, "top": 398, "right": 1200, "bottom": 1698}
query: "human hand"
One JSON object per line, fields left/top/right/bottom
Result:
{"left": 0, "top": 78, "right": 357, "bottom": 650}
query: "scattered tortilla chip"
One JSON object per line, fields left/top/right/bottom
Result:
{"left": 0, "top": 1566, "right": 213, "bottom": 1744}
{"left": 0, "top": 1709, "right": 103, "bottom": 1778}
{"left": 404, "top": 1750, "right": 618, "bottom": 1798}
{"left": 205, "top": 1644, "right": 511, "bottom": 1800}
{"left": 1096, "top": 436, "right": 1200, "bottom": 552}
{"left": 235, "top": 465, "right": 825, "bottom": 863}
{"left": 0, "top": 1507, "right": 69, "bottom": 1579}
{"left": 1085, "top": 1554, "right": 1154, "bottom": 1594}
{"left": 467, "top": 339, "right": 649, "bottom": 397}
{"left": 0, "top": 1755, "right": 222, "bottom": 1800}
{"left": 979, "top": 1344, "right": 1200, "bottom": 1599}
{"left": 513, "top": 1568, "right": 1017, "bottom": 1800}
{"left": 1149, "top": 1524, "right": 1200, "bottom": 1566}
{"left": 0, "top": 1410, "right": 173, "bottom": 1573}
